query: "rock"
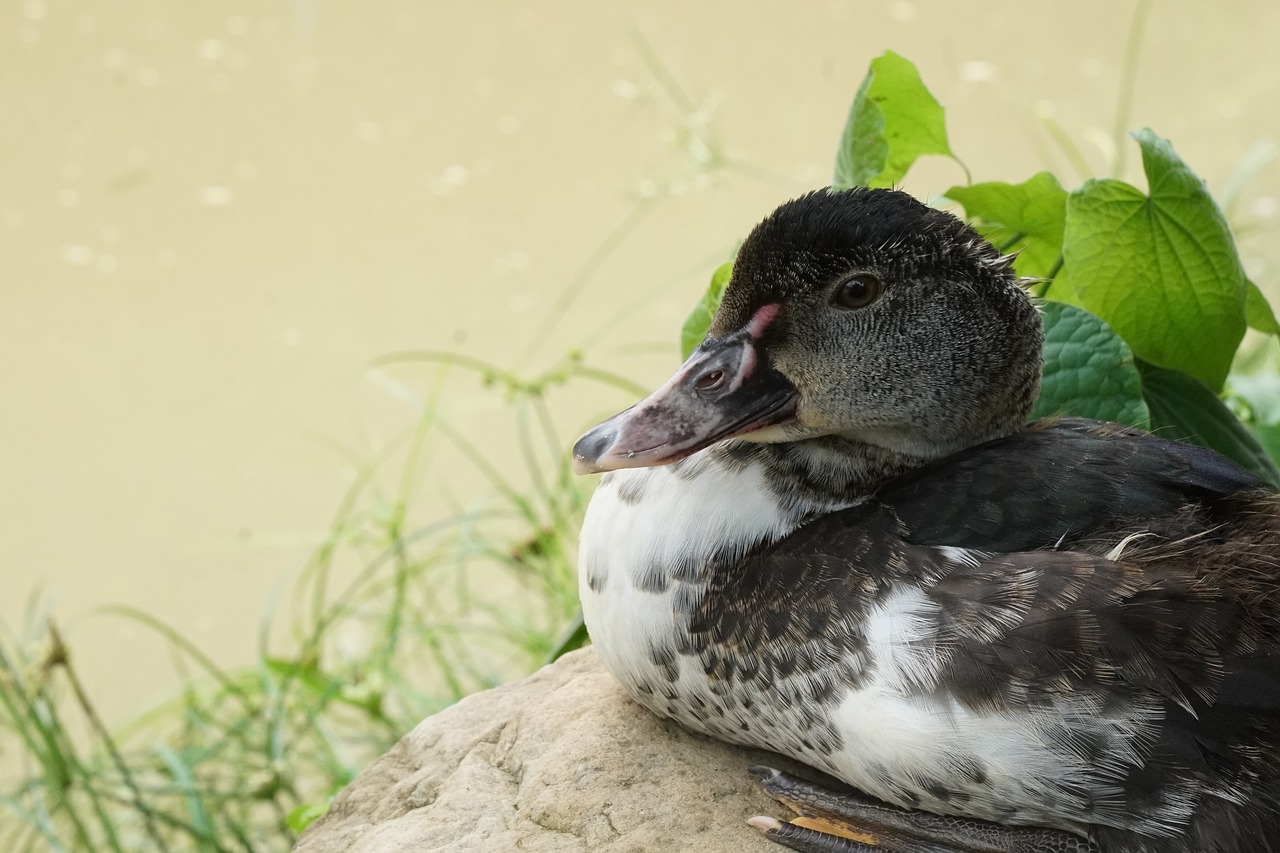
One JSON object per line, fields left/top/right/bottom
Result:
{"left": 294, "top": 647, "right": 820, "bottom": 852}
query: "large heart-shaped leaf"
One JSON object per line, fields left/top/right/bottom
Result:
{"left": 1064, "top": 130, "right": 1248, "bottom": 391}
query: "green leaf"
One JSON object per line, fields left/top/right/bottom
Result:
{"left": 1032, "top": 302, "right": 1148, "bottom": 427}
{"left": 1064, "top": 129, "right": 1247, "bottom": 391}
{"left": 680, "top": 261, "right": 733, "bottom": 359}
{"left": 1138, "top": 360, "right": 1280, "bottom": 487}
{"left": 834, "top": 51, "right": 952, "bottom": 190}
{"left": 945, "top": 172, "right": 1074, "bottom": 302}
{"left": 286, "top": 801, "right": 331, "bottom": 834}
{"left": 1246, "top": 277, "right": 1280, "bottom": 335}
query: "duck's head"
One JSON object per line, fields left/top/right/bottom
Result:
{"left": 572, "top": 187, "right": 1043, "bottom": 475}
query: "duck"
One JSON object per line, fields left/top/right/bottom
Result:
{"left": 571, "top": 187, "right": 1280, "bottom": 853}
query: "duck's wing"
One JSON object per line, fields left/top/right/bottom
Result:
{"left": 878, "top": 419, "right": 1280, "bottom": 829}
{"left": 692, "top": 498, "right": 1280, "bottom": 726}
{"left": 878, "top": 418, "right": 1266, "bottom": 552}
{"left": 689, "top": 501, "right": 1280, "bottom": 845}
{"left": 930, "top": 539, "right": 1280, "bottom": 847}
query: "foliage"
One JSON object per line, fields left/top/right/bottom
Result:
{"left": 683, "top": 51, "right": 1280, "bottom": 488}
{"left": 1064, "top": 130, "right": 1247, "bottom": 390}
{"left": 0, "top": 352, "right": 625, "bottom": 850}
{"left": 833, "top": 51, "right": 956, "bottom": 191}
{"left": 945, "top": 174, "right": 1073, "bottom": 300}
{"left": 1030, "top": 302, "right": 1148, "bottom": 426}
{"left": 680, "top": 262, "right": 733, "bottom": 360}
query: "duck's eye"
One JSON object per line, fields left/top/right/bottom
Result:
{"left": 833, "top": 274, "right": 883, "bottom": 311}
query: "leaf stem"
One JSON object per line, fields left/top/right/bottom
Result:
{"left": 51, "top": 622, "right": 168, "bottom": 851}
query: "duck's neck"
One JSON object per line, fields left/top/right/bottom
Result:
{"left": 717, "top": 434, "right": 932, "bottom": 516}
{"left": 579, "top": 434, "right": 935, "bottom": 613}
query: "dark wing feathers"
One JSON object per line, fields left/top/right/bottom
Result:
{"left": 881, "top": 419, "right": 1265, "bottom": 552}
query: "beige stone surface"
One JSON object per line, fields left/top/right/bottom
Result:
{"left": 295, "top": 648, "right": 818, "bottom": 852}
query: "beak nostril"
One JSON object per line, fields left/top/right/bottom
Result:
{"left": 695, "top": 369, "right": 726, "bottom": 394}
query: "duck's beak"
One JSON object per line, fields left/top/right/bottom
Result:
{"left": 572, "top": 305, "right": 798, "bottom": 474}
